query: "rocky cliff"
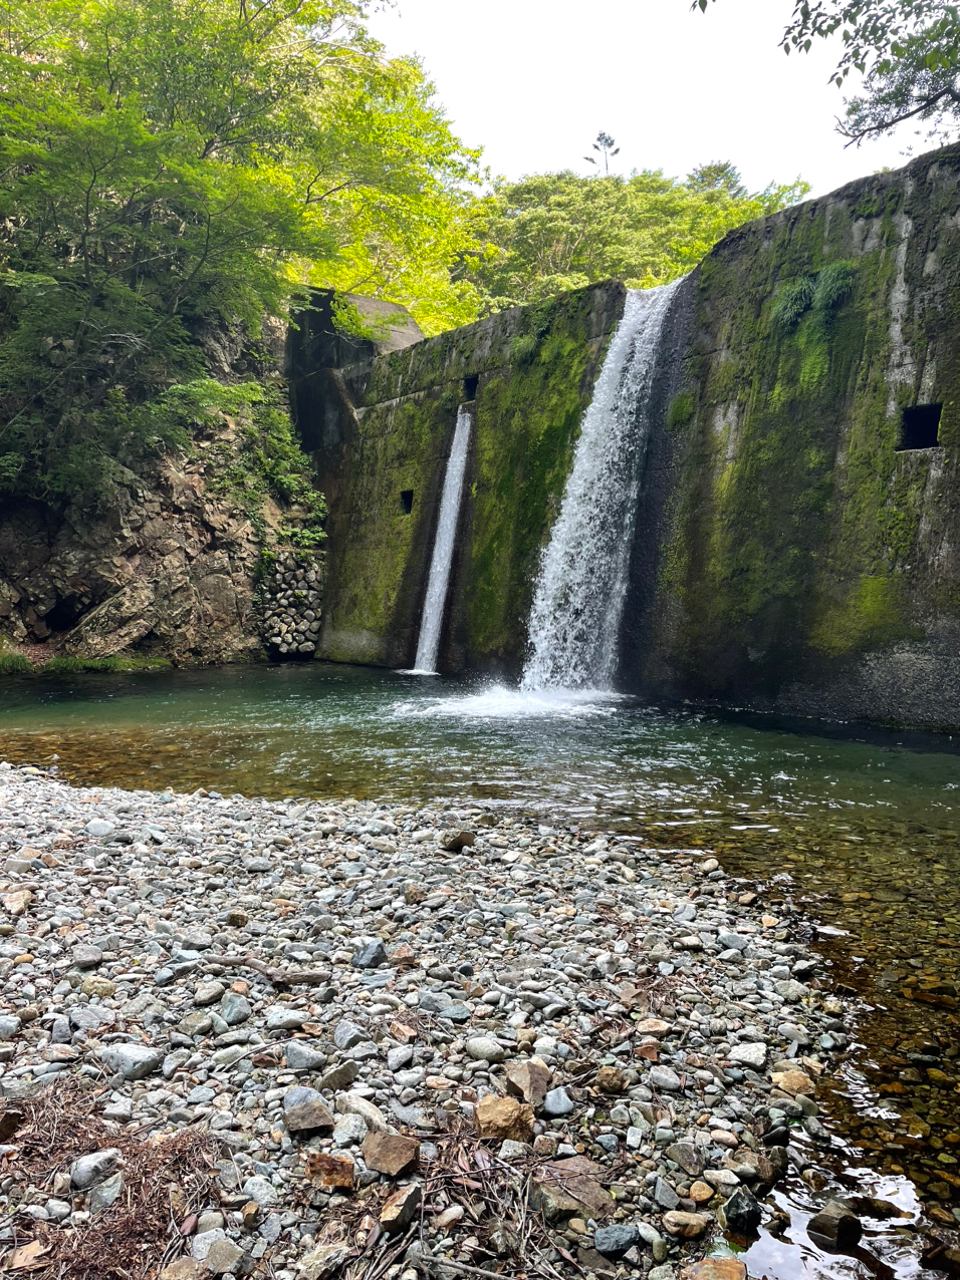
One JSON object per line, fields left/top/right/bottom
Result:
{"left": 0, "top": 427, "right": 266, "bottom": 665}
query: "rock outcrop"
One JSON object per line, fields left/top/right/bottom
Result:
{"left": 0, "top": 448, "right": 263, "bottom": 664}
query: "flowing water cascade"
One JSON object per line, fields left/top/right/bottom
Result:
{"left": 521, "top": 280, "right": 683, "bottom": 691}
{"left": 411, "top": 403, "right": 473, "bottom": 674}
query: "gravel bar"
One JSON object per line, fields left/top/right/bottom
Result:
{"left": 0, "top": 761, "right": 853, "bottom": 1280}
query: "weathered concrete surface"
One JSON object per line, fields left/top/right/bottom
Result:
{"left": 305, "top": 142, "right": 960, "bottom": 730}
{"left": 633, "top": 142, "right": 960, "bottom": 730}
{"left": 298, "top": 282, "right": 627, "bottom": 673}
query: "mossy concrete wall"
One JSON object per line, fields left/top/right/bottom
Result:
{"left": 299, "top": 283, "right": 625, "bottom": 671}
{"left": 301, "top": 143, "right": 960, "bottom": 729}
{"left": 637, "top": 143, "right": 960, "bottom": 729}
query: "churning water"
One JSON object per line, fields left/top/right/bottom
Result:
{"left": 522, "top": 281, "right": 683, "bottom": 691}
{"left": 410, "top": 404, "right": 473, "bottom": 675}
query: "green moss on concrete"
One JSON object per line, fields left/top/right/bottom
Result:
{"left": 667, "top": 391, "right": 695, "bottom": 431}
{"left": 810, "top": 574, "right": 919, "bottom": 656}
{"left": 463, "top": 299, "right": 615, "bottom": 660}
{"left": 319, "top": 390, "right": 454, "bottom": 662}
{"left": 316, "top": 282, "right": 625, "bottom": 668}
{"left": 652, "top": 145, "right": 960, "bottom": 701}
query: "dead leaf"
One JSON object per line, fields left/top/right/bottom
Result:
{"left": 4, "top": 1240, "right": 50, "bottom": 1271}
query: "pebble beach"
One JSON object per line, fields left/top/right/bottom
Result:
{"left": 0, "top": 760, "right": 861, "bottom": 1280}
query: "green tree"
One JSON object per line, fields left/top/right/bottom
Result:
{"left": 694, "top": 0, "right": 960, "bottom": 145}
{"left": 0, "top": 0, "right": 480, "bottom": 504}
{"left": 584, "top": 131, "right": 621, "bottom": 175}
{"left": 456, "top": 166, "right": 809, "bottom": 312}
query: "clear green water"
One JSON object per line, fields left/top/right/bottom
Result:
{"left": 2, "top": 663, "right": 960, "bottom": 1222}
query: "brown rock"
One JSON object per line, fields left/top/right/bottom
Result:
{"left": 380, "top": 1182, "right": 422, "bottom": 1233}
{"left": 204, "top": 1240, "right": 244, "bottom": 1276}
{"left": 388, "top": 1020, "right": 417, "bottom": 1044}
{"left": 771, "top": 1069, "right": 816, "bottom": 1097}
{"left": 362, "top": 1132, "right": 420, "bottom": 1177}
{"left": 475, "top": 1095, "right": 534, "bottom": 1143}
{"left": 283, "top": 1086, "right": 334, "bottom": 1133}
{"left": 576, "top": 1246, "right": 618, "bottom": 1278}
{"left": 680, "top": 1260, "right": 747, "bottom": 1280}
{"left": 440, "top": 829, "right": 476, "bottom": 852}
{"left": 530, "top": 1156, "right": 615, "bottom": 1223}
{"left": 594, "top": 1066, "right": 627, "bottom": 1094}
{"left": 390, "top": 942, "right": 418, "bottom": 967}
{"left": 662, "top": 1211, "right": 709, "bottom": 1238}
{"left": 725, "top": 1147, "right": 780, "bottom": 1184}
{"left": 240, "top": 1200, "right": 259, "bottom": 1230}
{"left": 808, "top": 1200, "right": 863, "bottom": 1249}
{"left": 689, "top": 1181, "right": 715, "bottom": 1204}
{"left": 504, "top": 1058, "right": 552, "bottom": 1108}
{"left": 159, "top": 1261, "right": 203, "bottom": 1280}
{"left": 635, "top": 1018, "right": 671, "bottom": 1035}
{"left": 2, "top": 890, "right": 31, "bottom": 917}
{"left": 304, "top": 1152, "right": 354, "bottom": 1189}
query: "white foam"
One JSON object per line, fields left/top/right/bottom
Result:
{"left": 390, "top": 683, "right": 625, "bottom": 722}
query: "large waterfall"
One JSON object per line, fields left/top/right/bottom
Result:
{"left": 521, "top": 281, "right": 682, "bottom": 691}
{"left": 411, "top": 404, "right": 473, "bottom": 674}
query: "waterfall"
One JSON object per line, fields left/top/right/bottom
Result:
{"left": 521, "top": 281, "right": 682, "bottom": 691}
{"left": 411, "top": 404, "right": 472, "bottom": 674}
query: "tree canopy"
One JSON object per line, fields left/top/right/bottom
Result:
{"left": 455, "top": 166, "right": 809, "bottom": 312}
{"left": 0, "top": 0, "right": 480, "bottom": 503}
{"left": 695, "top": 0, "right": 960, "bottom": 146}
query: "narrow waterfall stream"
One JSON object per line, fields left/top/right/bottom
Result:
{"left": 522, "top": 281, "right": 683, "bottom": 690}
{"left": 411, "top": 403, "right": 472, "bottom": 674}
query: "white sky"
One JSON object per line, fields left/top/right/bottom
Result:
{"left": 366, "top": 0, "right": 919, "bottom": 199}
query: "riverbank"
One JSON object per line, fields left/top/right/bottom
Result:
{"left": 0, "top": 762, "right": 931, "bottom": 1280}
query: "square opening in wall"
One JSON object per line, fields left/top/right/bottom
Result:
{"left": 400, "top": 489, "right": 414, "bottom": 514}
{"left": 463, "top": 374, "right": 479, "bottom": 401}
{"left": 898, "top": 403, "right": 942, "bottom": 450}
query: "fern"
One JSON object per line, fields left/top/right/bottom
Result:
{"left": 772, "top": 276, "right": 815, "bottom": 331}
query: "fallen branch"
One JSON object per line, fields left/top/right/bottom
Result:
{"left": 203, "top": 953, "right": 331, "bottom": 987}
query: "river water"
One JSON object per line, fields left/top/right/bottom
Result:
{"left": 2, "top": 662, "right": 959, "bottom": 1238}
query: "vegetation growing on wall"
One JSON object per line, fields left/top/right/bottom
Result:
{"left": 198, "top": 382, "right": 327, "bottom": 549}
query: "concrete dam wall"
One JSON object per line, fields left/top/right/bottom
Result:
{"left": 296, "top": 143, "right": 960, "bottom": 731}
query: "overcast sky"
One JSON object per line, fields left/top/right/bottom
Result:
{"left": 366, "top": 0, "right": 918, "bottom": 199}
